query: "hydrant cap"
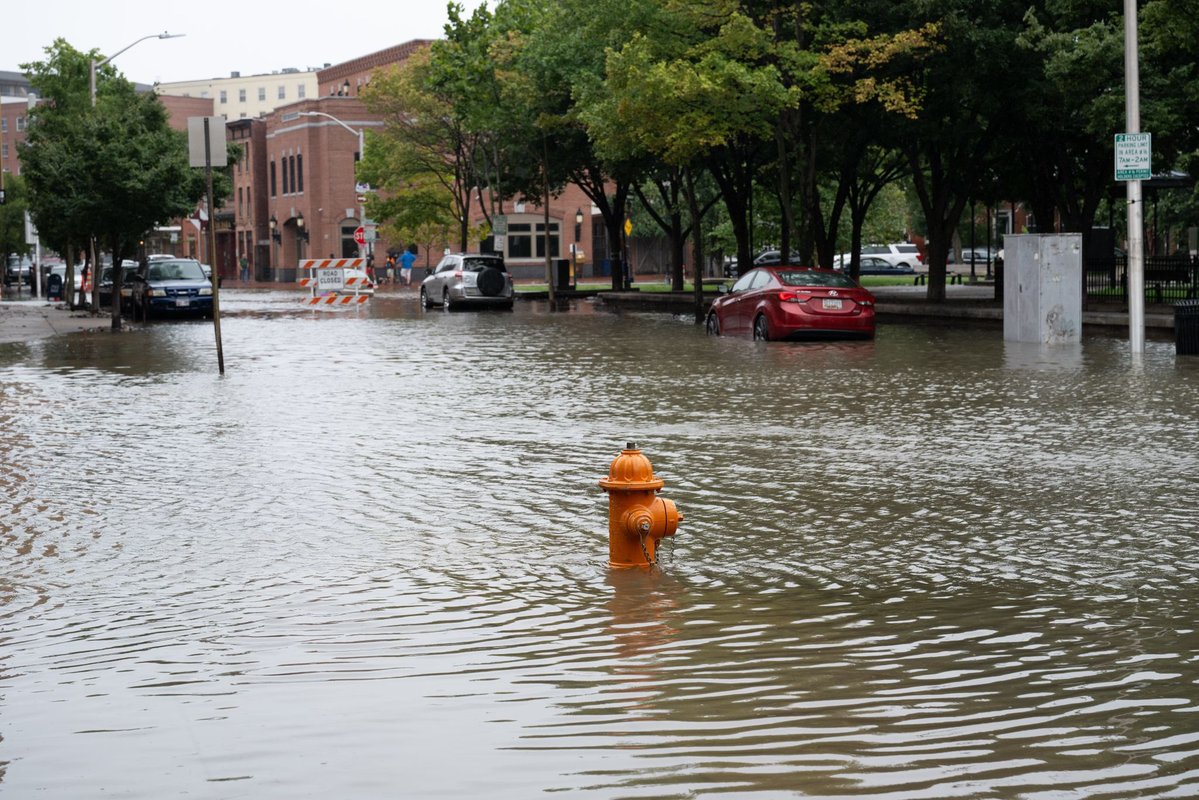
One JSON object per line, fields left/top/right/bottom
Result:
{"left": 598, "top": 445, "right": 665, "bottom": 491}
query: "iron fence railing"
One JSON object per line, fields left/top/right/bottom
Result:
{"left": 1085, "top": 255, "right": 1199, "bottom": 303}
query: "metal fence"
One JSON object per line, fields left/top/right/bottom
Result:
{"left": 1085, "top": 254, "right": 1199, "bottom": 303}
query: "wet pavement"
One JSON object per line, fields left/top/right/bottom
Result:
{"left": 2, "top": 289, "right": 1198, "bottom": 798}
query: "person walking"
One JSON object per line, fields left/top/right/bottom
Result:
{"left": 239, "top": 255, "right": 250, "bottom": 283}
{"left": 400, "top": 245, "right": 417, "bottom": 286}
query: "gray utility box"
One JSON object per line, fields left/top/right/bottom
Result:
{"left": 1003, "top": 234, "right": 1082, "bottom": 344}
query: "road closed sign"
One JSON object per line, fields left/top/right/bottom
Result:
{"left": 317, "top": 268, "right": 345, "bottom": 292}
{"left": 1115, "top": 132, "right": 1151, "bottom": 181}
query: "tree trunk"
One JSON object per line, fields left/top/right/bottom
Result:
{"left": 543, "top": 142, "right": 554, "bottom": 304}
{"left": 685, "top": 167, "right": 706, "bottom": 324}
{"left": 110, "top": 237, "right": 124, "bottom": 332}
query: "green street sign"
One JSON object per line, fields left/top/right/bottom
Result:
{"left": 1115, "top": 132, "right": 1151, "bottom": 181}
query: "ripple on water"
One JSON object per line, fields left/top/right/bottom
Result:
{"left": 0, "top": 300, "right": 1197, "bottom": 798}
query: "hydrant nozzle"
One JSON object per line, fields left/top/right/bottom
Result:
{"left": 599, "top": 444, "right": 682, "bottom": 569}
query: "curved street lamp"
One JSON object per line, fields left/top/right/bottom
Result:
{"left": 90, "top": 32, "right": 185, "bottom": 106}
{"left": 297, "top": 110, "right": 366, "bottom": 257}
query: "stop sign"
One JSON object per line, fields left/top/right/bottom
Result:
{"left": 354, "top": 226, "right": 366, "bottom": 246}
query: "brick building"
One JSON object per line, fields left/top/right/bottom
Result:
{"left": 3, "top": 40, "right": 600, "bottom": 282}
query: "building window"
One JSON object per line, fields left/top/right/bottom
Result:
{"left": 508, "top": 223, "right": 533, "bottom": 258}
{"left": 258, "top": 87, "right": 266, "bottom": 101}
{"left": 297, "top": 154, "right": 303, "bottom": 193}
{"left": 297, "top": 84, "right": 306, "bottom": 99}
{"left": 219, "top": 90, "right": 227, "bottom": 104}
{"left": 281, "top": 158, "right": 289, "bottom": 194}
{"left": 270, "top": 160, "right": 276, "bottom": 197}
{"left": 289, "top": 155, "right": 297, "bottom": 195}
{"left": 506, "top": 222, "right": 560, "bottom": 259}
{"left": 17, "top": 116, "right": 26, "bottom": 131}
{"left": 1, "top": 143, "right": 8, "bottom": 160}
{"left": 1, "top": 118, "right": 6, "bottom": 133}
{"left": 535, "top": 223, "right": 560, "bottom": 257}
{"left": 278, "top": 85, "right": 286, "bottom": 100}
{"left": 238, "top": 88, "right": 246, "bottom": 103}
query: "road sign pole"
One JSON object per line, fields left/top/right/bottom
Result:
{"left": 1124, "top": 0, "right": 1145, "bottom": 354}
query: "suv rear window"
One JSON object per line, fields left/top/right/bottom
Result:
{"left": 895, "top": 244, "right": 918, "bottom": 253}
{"left": 463, "top": 257, "right": 506, "bottom": 272}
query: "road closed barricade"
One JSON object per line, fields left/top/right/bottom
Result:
{"left": 297, "top": 258, "right": 373, "bottom": 307}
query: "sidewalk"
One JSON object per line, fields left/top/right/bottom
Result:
{"left": 0, "top": 299, "right": 114, "bottom": 345}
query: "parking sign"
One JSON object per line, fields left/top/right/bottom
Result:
{"left": 1115, "top": 133, "right": 1151, "bottom": 181}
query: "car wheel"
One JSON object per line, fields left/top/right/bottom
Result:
{"left": 420, "top": 287, "right": 433, "bottom": 308}
{"left": 897, "top": 262, "right": 910, "bottom": 269}
{"left": 705, "top": 313, "right": 721, "bottom": 336}
{"left": 753, "top": 314, "right": 770, "bottom": 341}
{"left": 442, "top": 289, "right": 453, "bottom": 310}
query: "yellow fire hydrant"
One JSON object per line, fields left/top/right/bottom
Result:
{"left": 599, "top": 442, "right": 682, "bottom": 569}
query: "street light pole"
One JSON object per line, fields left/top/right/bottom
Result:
{"left": 297, "top": 111, "right": 366, "bottom": 260}
{"left": 90, "top": 32, "right": 185, "bottom": 106}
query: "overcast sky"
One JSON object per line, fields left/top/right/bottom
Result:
{"left": 8, "top": 0, "right": 488, "bottom": 85}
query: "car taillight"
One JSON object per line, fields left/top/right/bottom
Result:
{"left": 454, "top": 270, "right": 464, "bottom": 279}
{"left": 779, "top": 291, "right": 811, "bottom": 302}
{"left": 857, "top": 298, "right": 874, "bottom": 307}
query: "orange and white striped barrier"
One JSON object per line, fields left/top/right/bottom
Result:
{"left": 299, "top": 258, "right": 366, "bottom": 270}
{"left": 298, "top": 257, "right": 374, "bottom": 303}
{"left": 304, "top": 294, "right": 371, "bottom": 307}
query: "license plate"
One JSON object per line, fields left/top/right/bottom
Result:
{"left": 822, "top": 298, "right": 843, "bottom": 310}
{"left": 175, "top": 298, "right": 191, "bottom": 308}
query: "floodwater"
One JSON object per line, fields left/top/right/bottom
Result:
{"left": 2, "top": 290, "right": 1198, "bottom": 799}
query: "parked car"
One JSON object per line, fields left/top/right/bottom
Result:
{"left": 127, "top": 258, "right": 213, "bottom": 319}
{"left": 339, "top": 267, "right": 375, "bottom": 296}
{"left": 854, "top": 255, "right": 916, "bottom": 276}
{"left": 96, "top": 261, "right": 138, "bottom": 308}
{"left": 420, "top": 253, "right": 513, "bottom": 310}
{"left": 753, "top": 249, "right": 802, "bottom": 267}
{"left": 958, "top": 247, "right": 997, "bottom": 266}
{"left": 836, "top": 243, "right": 922, "bottom": 270}
{"left": 6, "top": 254, "right": 33, "bottom": 285}
{"left": 705, "top": 266, "right": 876, "bottom": 340}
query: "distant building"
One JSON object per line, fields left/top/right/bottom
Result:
{"left": 156, "top": 68, "right": 320, "bottom": 121}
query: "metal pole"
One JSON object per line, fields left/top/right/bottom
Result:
{"left": 204, "top": 118, "right": 226, "bottom": 375}
{"left": 358, "top": 128, "right": 366, "bottom": 263}
{"left": 1125, "top": 0, "right": 1145, "bottom": 353}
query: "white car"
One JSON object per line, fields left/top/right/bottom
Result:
{"left": 835, "top": 243, "right": 923, "bottom": 270}
{"left": 335, "top": 268, "right": 375, "bottom": 296}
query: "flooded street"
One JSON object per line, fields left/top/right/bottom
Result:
{"left": 3, "top": 289, "right": 1198, "bottom": 799}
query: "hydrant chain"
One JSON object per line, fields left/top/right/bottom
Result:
{"left": 638, "top": 530, "right": 656, "bottom": 569}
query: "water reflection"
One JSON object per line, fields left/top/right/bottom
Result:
{"left": 1, "top": 289, "right": 1197, "bottom": 798}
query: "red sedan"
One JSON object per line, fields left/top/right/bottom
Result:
{"left": 706, "top": 266, "right": 876, "bottom": 340}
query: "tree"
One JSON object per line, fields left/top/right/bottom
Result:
{"left": 361, "top": 45, "right": 483, "bottom": 252}
{"left": 21, "top": 39, "right": 208, "bottom": 329}
{"left": 1, "top": 174, "right": 31, "bottom": 276}
{"left": 881, "top": 2, "right": 1029, "bottom": 301}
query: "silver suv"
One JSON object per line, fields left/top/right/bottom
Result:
{"left": 420, "top": 253, "right": 514, "bottom": 310}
